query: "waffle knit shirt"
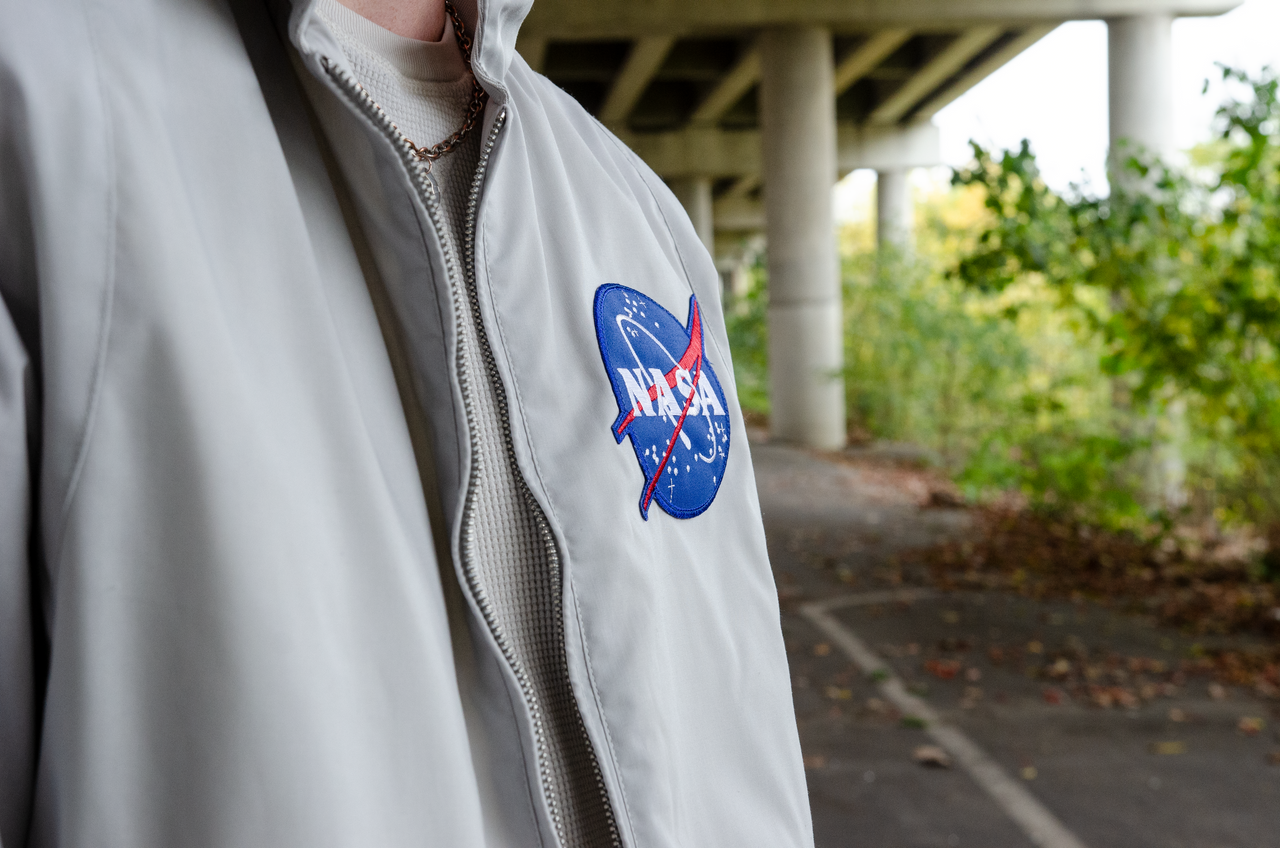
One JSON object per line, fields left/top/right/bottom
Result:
{"left": 312, "top": 4, "right": 617, "bottom": 846}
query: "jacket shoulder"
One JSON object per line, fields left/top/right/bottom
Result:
{"left": 502, "top": 56, "right": 673, "bottom": 200}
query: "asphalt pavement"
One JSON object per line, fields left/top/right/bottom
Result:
{"left": 751, "top": 439, "right": 1280, "bottom": 848}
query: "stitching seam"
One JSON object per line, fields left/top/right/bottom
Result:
{"left": 53, "top": 0, "right": 121, "bottom": 571}
{"left": 499, "top": 661, "right": 552, "bottom": 848}
{"left": 567, "top": 572, "right": 639, "bottom": 846}
{"left": 596, "top": 128, "right": 736, "bottom": 374}
{"left": 478, "top": 198, "right": 639, "bottom": 847}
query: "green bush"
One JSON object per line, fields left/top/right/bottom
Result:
{"left": 725, "top": 67, "right": 1280, "bottom": 532}
{"left": 845, "top": 246, "right": 1149, "bottom": 526}
{"left": 724, "top": 263, "right": 770, "bottom": 418}
{"left": 952, "top": 66, "right": 1280, "bottom": 527}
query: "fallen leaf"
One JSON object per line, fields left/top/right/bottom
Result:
{"left": 1043, "top": 687, "right": 1064, "bottom": 705}
{"left": 825, "top": 685, "right": 852, "bottom": 701}
{"left": 1027, "top": 641, "right": 1044, "bottom": 655}
{"left": 1239, "top": 717, "right": 1265, "bottom": 735}
{"left": 914, "top": 745, "right": 952, "bottom": 768}
{"left": 965, "top": 667, "right": 983, "bottom": 682}
{"left": 1268, "top": 751, "right": 1280, "bottom": 766}
{"left": 925, "top": 659, "right": 961, "bottom": 680}
{"left": 1150, "top": 740, "right": 1187, "bottom": 755}
{"left": 941, "top": 611, "right": 960, "bottom": 624}
{"left": 900, "top": 715, "right": 928, "bottom": 729}
{"left": 1047, "top": 658, "right": 1072, "bottom": 679}
{"left": 928, "top": 489, "right": 965, "bottom": 508}
{"left": 803, "top": 754, "right": 827, "bottom": 769}
{"left": 919, "top": 510, "right": 1280, "bottom": 638}
{"left": 1020, "top": 766, "right": 1038, "bottom": 780}
{"left": 1208, "top": 683, "right": 1227, "bottom": 700}
{"left": 1168, "top": 708, "right": 1188, "bottom": 722}
{"left": 865, "top": 697, "right": 891, "bottom": 716}
{"left": 813, "top": 643, "right": 832, "bottom": 657}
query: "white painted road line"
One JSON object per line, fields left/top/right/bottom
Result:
{"left": 800, "top": 597, "right": 1091, "bottom": 848}
{"left": 809, "top": 587, "right": 938, "bottom": 612}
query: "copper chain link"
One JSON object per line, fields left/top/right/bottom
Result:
{"left": 406, "top": 0, "right": 489, "bottom": 166}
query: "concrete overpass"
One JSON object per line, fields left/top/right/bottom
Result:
{"left": 516, "top": 0, "right": 1240, "bottom": 450}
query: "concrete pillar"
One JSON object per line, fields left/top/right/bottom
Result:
{"left": 1107, "top": 15, "right": 1174, "bottom": 163}
{"left": 670, "top": 176, "right": 715, "bottom": 256}
{"left": 1109, "top": 15, "right": 1185, "bottom": 512}
{"left": 760, "top": 25, "right": 845, "bottom": 450}
{"left": 876, "top": 167, "right": 913, "bottom": 252}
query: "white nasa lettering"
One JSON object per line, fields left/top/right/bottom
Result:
{"left": 618, "top": 368, "right": 655, "bottom": 417}
{"left": 674, "top": 368, "right": 702, "bottom": 415}
{"left": 647, "top": 368, "right": 683, "bottom": 418}
{"left": 697, "top": 374, "right": 726, "bottom": 415}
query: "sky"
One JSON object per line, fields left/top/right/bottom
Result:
{"left": 834, "top": 0, "right": 1280, "bottom": 222}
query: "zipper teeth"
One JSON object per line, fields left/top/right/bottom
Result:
{"left": 323, "top": 60, "right": 620, "bottom": 848}
{"left": 461, "top": 109, "right": 623, "bottom": 848}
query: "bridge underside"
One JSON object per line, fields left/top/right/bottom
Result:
{"left": 515, "top": 0, "right": 1238, "bottom": 449}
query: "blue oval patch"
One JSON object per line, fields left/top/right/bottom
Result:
{"left": 593, "top": 284, "right": 730, "bottom": 520}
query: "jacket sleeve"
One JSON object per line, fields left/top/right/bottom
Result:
{"left": 0, "top": 291, "right": 36, "bottom": 848}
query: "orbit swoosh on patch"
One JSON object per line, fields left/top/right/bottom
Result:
{"left": 593, "top": 284, "right": 730, "bottom": 520}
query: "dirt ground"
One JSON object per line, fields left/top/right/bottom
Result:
{"left": 751, "top": 439, "right": 1280, "bottom": 848}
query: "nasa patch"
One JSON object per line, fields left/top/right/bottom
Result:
{"left": 593, "top": 283, "right": 730, "bottom": 520}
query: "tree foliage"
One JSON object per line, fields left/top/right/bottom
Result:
{"left": 952, "top": 67, "right": 1280, "bottom": 523}
{"left": 726, "top": 68, "right": 1280, "bottom": 529}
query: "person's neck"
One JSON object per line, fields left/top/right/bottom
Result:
{"left": 335, "top": 0, "right": 447, "bottom": 42}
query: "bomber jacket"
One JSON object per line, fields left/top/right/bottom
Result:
{"left": 0, "top": 1, "right": 814, "bottom": 846}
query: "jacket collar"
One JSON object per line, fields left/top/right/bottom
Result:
{"left": 283, "top": 0, "right": 532, "bottom": 102}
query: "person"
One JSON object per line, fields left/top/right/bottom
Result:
{"left": 0, "top": 0, "right": 814, "bottom": 845}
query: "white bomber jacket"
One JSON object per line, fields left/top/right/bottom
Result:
{"left": 0, "top": 0, "right": 814, "bottom": 846}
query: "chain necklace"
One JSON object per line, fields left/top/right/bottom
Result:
{"left": 401, "top": 0, "right": 489, "bottom": 168}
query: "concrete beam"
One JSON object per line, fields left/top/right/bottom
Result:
{"left": 834, "top": 29, "right": 912, "bottom": 94}
{"left": 689, "top": 44, "right": 761, "bottom": 126}
{"left": 838, "top": 122, "right": 941, "bottom": 172}
{"left": 599, "top": 36, "right": 677, "bottom": 126}
{"left": 520, "top": 0, "right": 1239, "bottom": 40}
{"left": 617, "top": 122, "right": 941, "bottom": 178}
{"left": 701, "top": 126, "right": 941, "bottom": 237}
{"left": 721, "top": 174, "right": 762, "bottom": 201}
{"left": 713, "top": 195, "right": 765, "bottom": 231}
{"left": 868, "top": 26, "right": 1004, "bottom": 125}
{"left": 911, "top": 25, "right": 1056, "bottom": 120}
{"left": 615, "top": 126, "right": 761, "bottom": 178}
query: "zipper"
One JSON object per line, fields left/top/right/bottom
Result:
{"left": 322, "top": 58, "right": 621, "bottom": 848}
